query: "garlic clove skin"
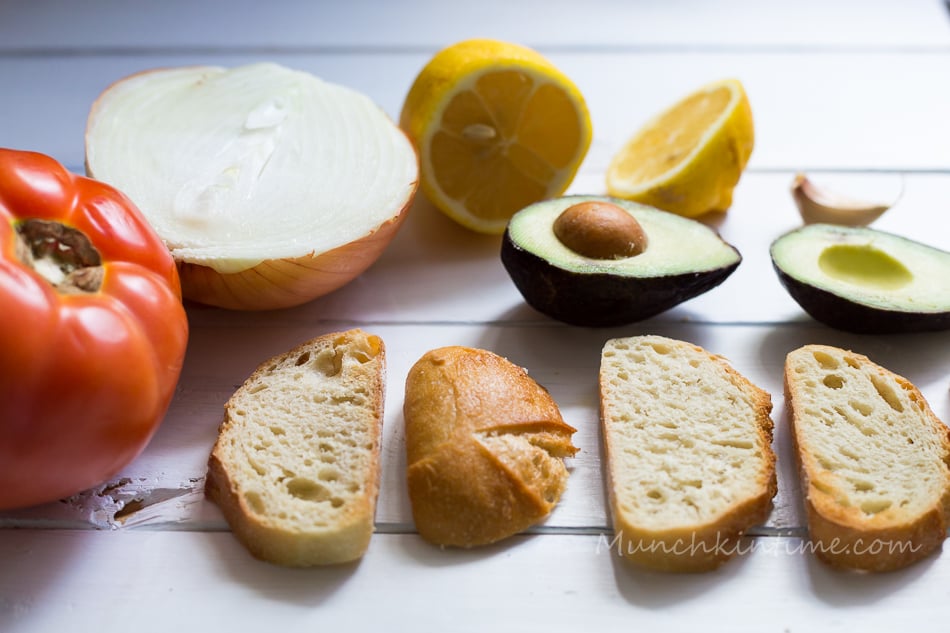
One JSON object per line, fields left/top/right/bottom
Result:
{"left": 86, "top": 63, "right": 418, "bottom": 310}
{"left": 791, "top": 173, "right": 894, "bottom": 227}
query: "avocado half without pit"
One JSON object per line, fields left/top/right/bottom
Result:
{"left": 770, "top": 224, "right": 950, "bottom": 334}
{"left": 500, "top": 196, "right": 742, "bottom": 327}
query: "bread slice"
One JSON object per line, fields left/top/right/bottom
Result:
{"left": 599, "top": 335, "right": 776, "bottom": 572}
{"left": 785, "top": 344, "right": 950, "bottom": 571}
{"left": 205, "top": 329, "right": 385, "bottom": 566}
{"left": 404, "top": 346, "right": 578, "bottom": 547}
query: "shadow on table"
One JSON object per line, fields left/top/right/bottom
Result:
{"left": 606, "top": 539, "right": 759, "bottom": 607}
{"left": 204, "top": 531, "right": 361, "bottom": 606}
{"left": 392, "top": 529, "right": 535, "bottom": 568}
{"left": 803, "top": 548, "right": 939, "bottom": 606}
{"left": 479, "top": 308, "right": 715, "bottom": 371}
{"left": 756, "top": 323, "right": 950, "bottom": 394}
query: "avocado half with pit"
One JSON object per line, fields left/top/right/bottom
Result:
{"left": 770, "top": 224, "right": 950, "bottom": 334}
{"left": 500, "top": 196, "right": 741, "bottom": 327}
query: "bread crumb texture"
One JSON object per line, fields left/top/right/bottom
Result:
{"left": 601, "top": 336, "right": 774, "bottom": 530}
{"left": 786, "top": 345, "right": 950, "bottom": 528}
{"left": 206, "top": 329, "right": 384, "bottom": 565}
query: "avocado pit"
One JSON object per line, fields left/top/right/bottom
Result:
{"left": 553, "top": 200, "right": 648, "bottom": 260}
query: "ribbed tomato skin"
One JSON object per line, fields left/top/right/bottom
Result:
{"left": 0, "top": 149, "right": 189, "bottom": 510}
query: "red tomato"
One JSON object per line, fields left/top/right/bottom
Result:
{"left": 0, "top": 149, "right": 189, "bottom": 510}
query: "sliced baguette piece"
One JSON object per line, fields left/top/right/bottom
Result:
{"left": 600, "top": 335, "right": 776, "bottom": 572}
{"left": 205, "top": 329, "right": 385, "bottom": 566}
{"left": 785, "top": 344, "right": 950, "bottom": 572}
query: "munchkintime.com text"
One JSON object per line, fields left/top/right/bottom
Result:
{"left": 596, "top": 531, "right": 925, "bottom": 559}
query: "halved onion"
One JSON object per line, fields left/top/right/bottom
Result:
{"left": 85, "top": 62, "right": 418, "bottom": 310}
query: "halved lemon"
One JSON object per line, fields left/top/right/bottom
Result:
{"left": 606, "top": 78, "right": 755, "bottom": 218}
{"left": 400, "top": 39, "right": 592, "bottom": 234}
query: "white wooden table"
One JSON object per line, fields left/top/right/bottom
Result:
{"left": 2, "top": 1, "right": 949, "bottom": 631}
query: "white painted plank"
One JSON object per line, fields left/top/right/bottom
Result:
{"left": 3, "top": 530, "right": 950, "bottom": 633}
{"left": 2, "top": 51, "right": 950, "bottom": 171}
{"left": 2, "top": 0, "right": 948, "bottom": 51}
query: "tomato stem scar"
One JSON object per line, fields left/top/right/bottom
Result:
{"left": 14, "top": 219, "right": 104, "bottom": 293}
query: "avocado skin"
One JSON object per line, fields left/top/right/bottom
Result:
{"left": 501, "top": 233, "right": 740, "bottom": 327}
{"left": 773, "top": 265, "right": 950, "bottom": 334}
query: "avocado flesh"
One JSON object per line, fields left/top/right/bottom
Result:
{"left": 771, "top": 224, "right": 950, "bottom": 333}
{"left": 501, "top": 196, "right": 741, "bottom": 326}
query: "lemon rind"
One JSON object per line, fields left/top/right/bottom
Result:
{"left": 605, "top": 78, "right": 748, "bottom": 199}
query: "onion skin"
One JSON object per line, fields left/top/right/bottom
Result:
{"left": 178, "top": 188, "right": 414, "bottom": 310}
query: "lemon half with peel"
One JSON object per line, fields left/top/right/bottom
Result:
{"left": 606, "top": 78, "right": 754, "bottom": 218}
{"left": 400, "top": 39, "right": 592, "bottom": 234}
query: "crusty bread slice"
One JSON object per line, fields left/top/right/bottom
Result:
{"left": 785, "top": 344, "right": 950, "bottom": 571}
{"left": 405, "top": 346, "right": 578, "bottom": 547}
{"left": 205, "top": 329, "right": 385, "bottom": 566}
{"left": 599, "top": 335, "right": 776, "bottom": 572}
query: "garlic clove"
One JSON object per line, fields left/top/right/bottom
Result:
{"left": 791, "top": 173, "right": 895, "bottom": 227}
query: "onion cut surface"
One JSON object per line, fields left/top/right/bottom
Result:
{"left": 86, "top": 63, "right": 418, "bottom": 310}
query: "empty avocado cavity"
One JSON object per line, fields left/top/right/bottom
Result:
{"left": 501, "top": 196, "right": 741, "bottom": 327}
{"left": 817, "top": 243, "right": 913, "bottom": 290}
{"left": 771, "top": 224, "right": 950, "bottom": 333}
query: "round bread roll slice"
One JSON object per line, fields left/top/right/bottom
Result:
{"left": 404, "top": 346, "right": 578, "bottom": 547}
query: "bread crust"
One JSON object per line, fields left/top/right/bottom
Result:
{"left": 600, "top": 336, "right": 777, "bottom": 572}
{"left": 404, "top": 346, "right": 578, "bottom": 547}
{"left": 785, "top": 344, "right": 950, "bottom": 572}
{"left": 205, "top": 329, "right": 385, "bottom": 566}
